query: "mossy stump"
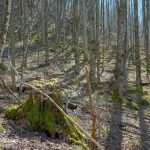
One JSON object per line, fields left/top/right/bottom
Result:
{"left": 5, "top": 92, "right": 89, "bottom": 149}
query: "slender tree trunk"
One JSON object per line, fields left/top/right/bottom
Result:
{"left": 0, "top": 0, "right": 5, "bottom": 49}
{"left": 82, "top": 0, "right": 88, "bottom": 61}
{"left": 95, "top": 0, "right": 100, "bottom": 83}
{"left": 134, "top": 0, "right": 142, "bottom": 101}
{"left": 114, "top": 0, "right": 127, "bottom": 98}
{"left": 72, "top": 0, "right": 80, "bottom": 75}
{"left": 41, "top": 0, "right": 49, "bottom": 64}
{"left": 41, "top": 0, "right": 46, "bottom": 45}
{"left": 22, "top": 0, "right": 29, "bottom": 67}
{"left": 10, "top": 0, "right": 16, "bottom": 91}
{"left": 45, "top": 0, "right": 49, "bottom": 64}
{"left": 55, "top": 0, "right": 60, "bottom": 45}
{"left": 145, "top": 0, "right": 150, "bottom": 78}
{"left": 0, "top": 0, "right": 12, "bottom": 63}
{"left": 88, "top": 0, "right": 96, "bottom": 83}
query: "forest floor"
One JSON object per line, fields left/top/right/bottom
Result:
{"left": 0, "top": 44, "right": 150, "bottom": 150}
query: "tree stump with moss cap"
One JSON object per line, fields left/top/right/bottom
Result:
{"left": 5, "top": 78, "right": 89, "bottom": 149}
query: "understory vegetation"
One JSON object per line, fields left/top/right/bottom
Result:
{"left": 0, "top": 0, "right": 150, "bottom": 150}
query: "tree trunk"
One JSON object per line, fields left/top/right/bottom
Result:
{"left": 41, "top": 0, "right": 49, "bottom": 64}
{"left": 114, "top": 0, "right": 127, "bottom": 98}
{"left": 0, "top": 0, "right": 12, "bottom": 62}
{"left": 72, "top": 0, "right": 80, "bottom": 75}
{"left": 82, "top": 0, "right": 88, "bottom": 61}
{"left": 134, "top": 0, "right": 142, "bottom": 101}
{"left": 22, "top": 0, "right": 29, "bottom": 67}
{"left": 10, "top": 0, "right": 16, "bottom": 91}
{"left": 88, "top": 0, "right": 97, "bottom": 83}
{"left": 0, "top": 0, "right": 5, "bottom": 49}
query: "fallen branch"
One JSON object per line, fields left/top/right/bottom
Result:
{"left": 0, "top": 75, "right": 19, "bottom": 103}
{"left": 9, "top": 62, "right": 103, "bottom": 150}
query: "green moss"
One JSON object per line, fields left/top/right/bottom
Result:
{"left": 128, "top": 85, "right": 137, "bottom": 93}
{"left": 5, "top": 105, "right": 19, "bottom": 119}
{"left": 111, "top": 90, "right": 123, "bottom": 103}
{"left": 142, "top": 94, "right": 150, "bottom": 102}
{"left": 33, "top": 78, "right": 59, "bottom": 89}
{"left": 132, "top": 103, "right": 139, "bottom": 110}
{"left": 43, "top": 108, "right": 57, "bottom": 137}
{"left": 64, "top": 118, "right": 80, "bottom": 139}
{"left": 70, "top": 114, "right": 81, "bottom": 123}
{"left": 53, "top": 116, "right": 88, "bottom": 147}
{"left": 26, "top": 98, "right": 40, "bottom": 130}
{"left": 69, "top": 138, "right": 90, "bottom": 150}
{"left": 0, "top": 122, "right": 4, "bottom": 133}
{"left": 62, "top": 117, "right": 90, "bottom": 149}
{"left": 121, "top": 100, "right": 139, "bottom": 110}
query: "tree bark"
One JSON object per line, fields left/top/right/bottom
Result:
{"left": 114, "top": 0, "right": 127, "bottom": 98}
{"left": 82, "top": 0, "right": 88, "bottom": 61}
{"left": 134, "top": 0, "right": 142, "bottom": 101}
{"left": 22, "top": 0, "right": 29, "bottom": 67}
{"left": 72, "top": 0, "right": 80, "bottom": 75}
{"left": 10, "top": 0, "right": 16, "bottom": 91}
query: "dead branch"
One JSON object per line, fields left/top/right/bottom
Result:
{"left": 0, "top": 75, "right": 19, "bottom": 103}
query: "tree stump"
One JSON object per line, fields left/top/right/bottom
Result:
{"left": 5, "top": 92, "right": 89, "bottom": 149}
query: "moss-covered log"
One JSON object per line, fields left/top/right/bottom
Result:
{"left": 5, "top": 92, "right": 89, "bottom": 149}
